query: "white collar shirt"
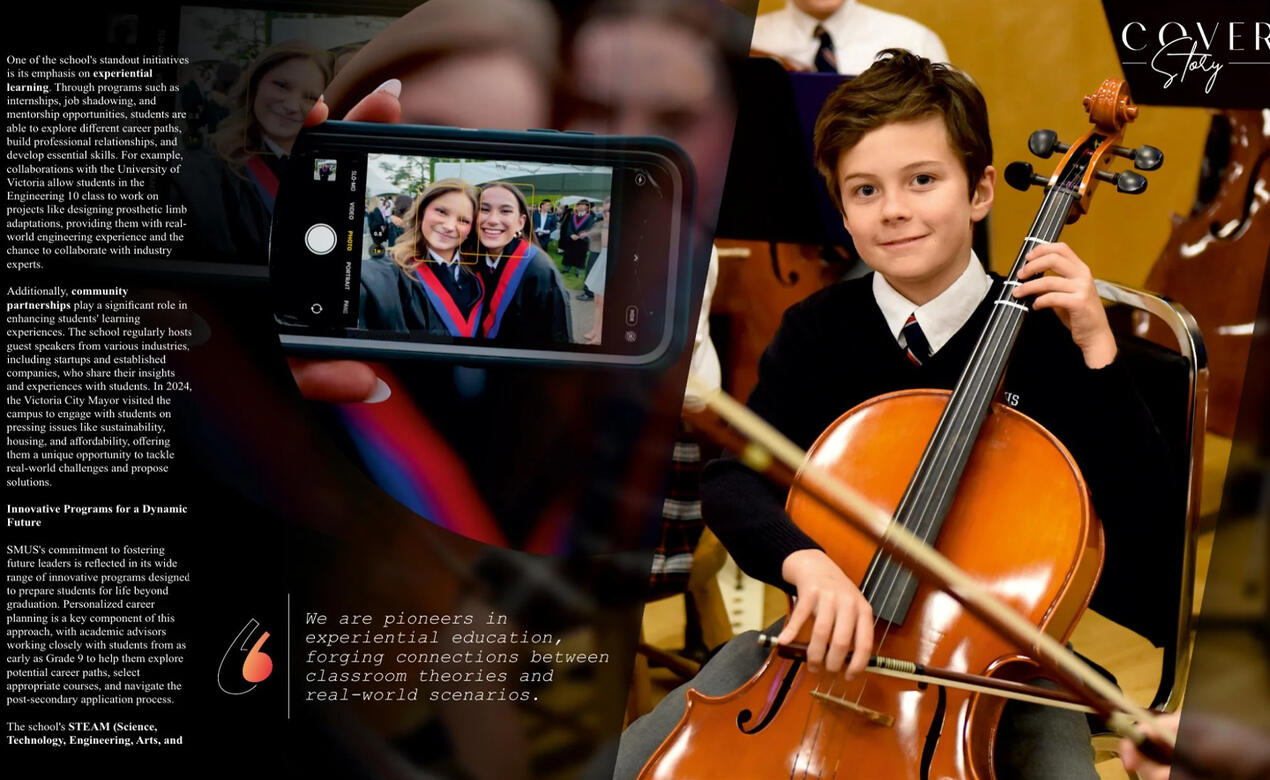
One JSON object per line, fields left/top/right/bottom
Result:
{"left": 262, "top": 136, "right": 288, "bottom": 158}
{"left": 751, "top": 1, "right": 948, "bottom": 75}
{"left": 872, "top": 251, "right": 992, "bottom": 356}
{"left": 428, "top": 248, "right": 464, "bottom": 281}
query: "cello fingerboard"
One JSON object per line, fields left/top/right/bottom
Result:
{"left": 861, "top": 146, "right": 1093, "bottom": 624}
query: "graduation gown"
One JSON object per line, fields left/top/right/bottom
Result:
{"left": 557, "top": 211, "right": 596, "bottom": 270}
{"left": 359, "top": 256, "right": 485, "bottom": 337}
{"left": 478, "top": 238, "right": 571, "bottom": 344}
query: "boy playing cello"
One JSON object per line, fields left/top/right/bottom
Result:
{"left": 616, "top": 49, "right": 1169, "bottom": 780}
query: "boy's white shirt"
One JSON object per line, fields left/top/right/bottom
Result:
{"left": 872, "top": 251, "right": 992, "bottom": 356}
{"left": 751, "top": 0, "right": 948, "bottom": 76}
{"left": 683, "top": 245, "right": 722, "bottom": 411}
{"left": 262, "top": 137, "right": 288, "bottom": 158}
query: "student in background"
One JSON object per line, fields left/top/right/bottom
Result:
{"left": 171, "top": 42, "right": 331, "bottom": 264}
{"left": 577, "top": 197, "right": 606, "bottom": 301}
{"left": 580, "top": 197, "right": 611, "bottom": 340}
{"left": 751, "top": 0, "right": 946, "bottom": 74}
{"left": 533, "top": 198, "right": 558, "bottom": 249}
{"left": 558, "top": 198, "right": 597, "bottom": 277}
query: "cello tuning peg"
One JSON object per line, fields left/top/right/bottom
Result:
{"left": 1005, "top": 161, "right": 1049, "bottom": 192}
{"left": 1028, "top": 130, "right": 1069, "bottom": 159}
{"left": 1108, "top": 144, "right": 1164, "bottom": 171}
{"left": 1133, "top": 145, "right": 1163, "bottom": 171}
{"left": 1116, "top": 171, "right": 1147, "bottom": 194}
{"left": 1097, "top": 168, "right": 1148, "bottom": 194}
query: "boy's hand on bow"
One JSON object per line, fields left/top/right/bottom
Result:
{"left": 777, "top": 549, "right": 874, "bottom": 679}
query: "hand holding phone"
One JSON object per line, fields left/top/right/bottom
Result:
{"left": 271, "top": 117, "right": 693, "bottom": 371}
{"left": 285, "top": 81, "right": 405, "bottom": 403}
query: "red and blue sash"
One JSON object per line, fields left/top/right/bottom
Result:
{"left": 338, "top": 367, "right": 508, "bottom": 548}
{"left": 481, "top": 240, "right": 534, "bottom": 338}
{"left": 245, "top": 156, "right": 279, "bottom": 213}
{"left": 415, "top": 263, "right": 485, "bottom": 338}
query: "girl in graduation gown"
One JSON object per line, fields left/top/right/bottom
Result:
{"left": 557, "top": 200, "right": 597, "bottom": 275}
{"left": 359, "top": 178, "right": 485, "bottom": 338}
{"left": 171, "top": 42, "right": 330, "bottom": 266}
{"left": 474, "top": 182, "right": 572, "bottom": 345}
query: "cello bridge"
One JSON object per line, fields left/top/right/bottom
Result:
{"left": 810, "top": 690, "right": 895, "bottom": 728}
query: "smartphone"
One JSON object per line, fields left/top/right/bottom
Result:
{"left": 270, "top": 121, "right": 695, "bottom": 368}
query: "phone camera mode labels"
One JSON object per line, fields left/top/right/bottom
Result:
{"left": 305, "top": 223, "right": 338, "bottom": 255}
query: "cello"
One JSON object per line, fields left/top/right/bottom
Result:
{"left": 1144, "top": 109, "right": 1269, "bottom": 437}
{"left": 639, "top": 79, "right": 1166, "bottom": 780}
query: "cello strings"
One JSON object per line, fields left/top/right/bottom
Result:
{"left": 860, "top": 185, "right": 1065, "bottom": 617}
{"left": 864, "top": 151, "right": 1081, "bottom": 601}
{"left": 806, "top": 145, "right": 1089, "bottom": 765}
{"left": 786, "top": 161, "right": 1078, "bottom": 772}
{"left": 794, "top": 647, "right": 838, "bottom": 780}
{"left": 893, "top": 151, "right": 1084, "bottom": 562}
{"left": 848, "top": 150, "right": 1086, "bottom": 711}
{"left": 857, "top": 162, "right": 1079, "bottom": 669}
{"left": 862, "top": 175, "right": 1071, "bottom": 619}
{"left": 856, "top": 183, "right": 1055, "bottom": 599}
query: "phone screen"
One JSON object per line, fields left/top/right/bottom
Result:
{"left": 271, "top": 124, "right": 691, "bottom": 367}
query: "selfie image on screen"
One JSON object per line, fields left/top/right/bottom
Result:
{"left": 357, "top": 154, "right": 614, "bottom": 347}
{"left": 271, "top": 124, "right": 687, "bottom": 367}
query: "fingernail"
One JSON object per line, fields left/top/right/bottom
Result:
{"left": 364, "top": 378, "right": 391, "bottom": 404}
{"left": 374, "top": 78, "right": 402, "bottom": 98}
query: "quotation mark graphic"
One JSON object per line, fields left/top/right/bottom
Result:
{"left": 217, "top": 618, "right": 273, "bottom": 695}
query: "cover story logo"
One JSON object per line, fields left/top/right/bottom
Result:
{"left": 1102, "top": 2, "right": 1270, "bottom": 108}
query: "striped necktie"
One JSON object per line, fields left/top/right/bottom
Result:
{"left": 813, "top": 25, "right": 838, "bottom": 74}
{"left": 903, "top": 314, "right": 931, "bottom": 366}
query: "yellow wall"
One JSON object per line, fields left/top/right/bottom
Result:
{"left": 754, "top": 0, "right": 1209, "bottom": 287}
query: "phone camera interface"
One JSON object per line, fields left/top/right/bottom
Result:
{"left": 271, "top": 129, "right": 686, "bottom": 366}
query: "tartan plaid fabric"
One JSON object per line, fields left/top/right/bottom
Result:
{"left": 648, "top": 438, "right": 707, "bottom": 600}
